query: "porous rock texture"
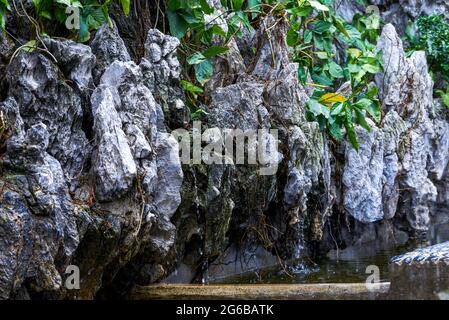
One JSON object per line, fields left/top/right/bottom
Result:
{"left": 0, "top": 2, "right": 448, "bottom": 299}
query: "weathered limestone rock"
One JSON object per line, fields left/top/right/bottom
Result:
{"left": 152, "top": 133, "right": 184, "bottom": 218}
{"left": 284, "top": 124, "right": 325, "bottom": 220}
{"left": 250, "top": 16, "right": 290, "bottom": 80}
{"left": 7, "top": 52, "right": 88, "bottom": 184}
{"left": 0, "top": 32, "right": 15, "bottom": 95}
{"left": 90, "top": 21, "right": 131, "bottom": 84}
{"left": 201, "top": 0, "right": 246, "bottom": 91}
{"left": 208, "top": 82, "right": 267, "bottom": 130}
{"left": 376, "top": 24, "right": 440, "bottom": 230}
{"left": 91, "top": 86, "right": 137, "bottom": 202}
{"left": 0, "top": 107, "right": 78, "bottom": 299}
{"left": 382, "top": 111, "right": 407, "bottom": 219}
{"left": 343, "top": 124, "right": 384, "bottom": 223}
{"left": 265, "top": 63, "right": 308, "bottom": 126}
{"left": 398, "top": 0, "right": 449, "bottom": 18}
{"left": 141, "top": 29, "right": 189, "bottom": 128}
{"left": 338, "top": 0, "right": 449, "bottom": 35}
{"left": 1, "top": 4, "right": 449, "bottom": 299}
{"left": 43, "top": 37, "right": 96, "bottom": 92}
{"left": 93, "top": 60, "right": 183, "bottom": 217}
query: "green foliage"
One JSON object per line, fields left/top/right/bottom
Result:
{"left": 167, "top": 0, "right": 384, "bottom": 150}
{"left": 31, "top": 0, "right": 130, "bottom": 42}
{"left": 166, "top": 0, "right": 257, "bottom": 115}
{"left": 407, "top": 15, "right": 449, "bottom": 80}
{"left": 166, "top": 0, "right": 254, "bottom": 84}
{"left": 281, "top": 0, "right": 383, "bottom": 150}
{"left": 0, "top": 0, "right": 11, "bottom": 31}
{"left": 436, "top": 87, "right": 449, "bottom": 109}
{"left": 167, "top": 0, "right": 382, "bottom": 149}
{"left": 1, "top": 0, "right": 129, "bottom": 41}
{"left": 306, "top": 87, "right": 380, "bottom": 151}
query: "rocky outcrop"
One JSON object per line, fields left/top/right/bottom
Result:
{"left": 0, "top": 101, "right": 78, "bottom": 298}
{"left": 336, "top": 0, "right": 449, "bottom": 35}
{"left": 90, "top": 21, "right": 131, "bottom": 85}
{"left": 376, "top": 24, "right": 445, "bottom": 231}
{"left": 6, "top": 51, "right": 89, "bottom": 186}
{"left": 0, "top": 4, "right": 448, "bottom": 299}
{"left": 0, "top": 27, "right": 184, "bottom": 299}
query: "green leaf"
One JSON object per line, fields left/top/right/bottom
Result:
{"left": 187, "top": 52, "right": 207, "bottom": 65}
{"left": 333, "top": 16, "right": 350, "bottom": 38}
{"left": 366, "top": 86, "right": 378, "bottom": 99}
{"left": 288, "top": 5, "right": 313, "bottom": 17}
{"left": 328, "top": 61, "right": 344, "bottom": 78}
{"left": 232, "top": 0, "right": 244, "bottom": 10}
{"left": 287, "top": 28, "right": 299, "bottom": 46}
{"left": 199, "top": 0, "right": 214, "bottom": 14}
{"left": 330, "top": 102, "right": 345, "bottom": 116}
{"left": 362, "top": 63, "right": 381, "bottom": 74}
{"left": 167, "top": 10, "right": 189, "bottom": 39}
{"left": 79, "top": 15, "right": 90, "bottom": 42}
{"left": 307, "top": 99, "right": 330, "bottom": 119}
{"left": 167, "top": 0, "right": 198, "bottom": 10}
{"left": 355, "top": 98, "right": 381, "bottom": 122}
{"left": 22, "top": 40, "right": 37, "bottom": 53}
{"left": 313, "top": 21, "right": 333, "bottom": 34}
{"left": 354, "top": 107, "right": 371, "bottom": 131}
{"left": 39, "top": 10, "right": 52, "bottom": 20}
{"left": 329, "top": 120, "right": 343, "bottom": 140}
{"left": 304, "top": 29, "right": 313, "bottom": 43}
{"left": 309, "top": 0, "right": 329, "bottom": 11}
{"left": 347, "top": 63, "right": 361, "bottom": 73}
{"left": 312, "top": 73, "right": 334, "bottom": 86}
{"left": 202, "top": 46, "right": 229, "bottom": 59}
{"left": 315, "top": 51, "right": 328, "bottom": 59}
{"left": 436, "top": 89, "right": 449, "bottom": 108}
{"left": 248, "top": 0, "right": 261, "bottom": 18}
{"left": 345, "top": 121, "right": 359, "bottom": 151}
{"left": 297, "top": 65, "right": 308, "bottom": 84}
{"left": 55, "top": 0, "right": 71, "bottom": 6}
{"left": 347, "top": 48, "right": 362, "bottom": 59}
{"left": 365, "top": 100, "right": 381, "bottom": 123}
{"left": 194, "top": 59, "right": 213, "bottom": 85}
{"left": 181, "top": 80, "right": 204, "bottom": 95}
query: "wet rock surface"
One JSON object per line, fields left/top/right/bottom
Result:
{"left": 0, "top": 4, "right": 448, "bottom": 300}
{"left": 389, "top": 242, "right": 449, "bottom": 299}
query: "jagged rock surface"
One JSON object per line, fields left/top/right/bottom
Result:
{"left": 0, "top": 4, "right": 448, "bottom": 300}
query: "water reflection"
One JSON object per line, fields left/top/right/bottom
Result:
{"left": 216, "top": 222, "right": 449, "bottom": 284}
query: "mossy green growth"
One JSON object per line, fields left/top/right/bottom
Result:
{"left": 407, "top": 15, "right": 449, "bottom": 81}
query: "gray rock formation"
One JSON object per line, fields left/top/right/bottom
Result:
{"left": 0, "top": 3, "right": 448, "bottom": 299}
{"left": 343, "top": 123, "right": 384, "bottom": 223}
{"left": 141, "top": 29, "right": 189, "bottom": 128}
{"left": 376, "top": 24, "right": 440, "bottom": 230}
{"left": 43, "top": 37, "right": 96, "bottom": 92}
{"left": 0, "top": 104, "right": 78, "bottom": 298}
{"left": 7, "top": 51, "right": 89, "bottom": 185}
{"left": 90, "top": 21, "right": 131, "bottom": 84}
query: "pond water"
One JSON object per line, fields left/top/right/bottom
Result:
{"left": 215, "top": 222, "right": 449, "bottom": 284}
